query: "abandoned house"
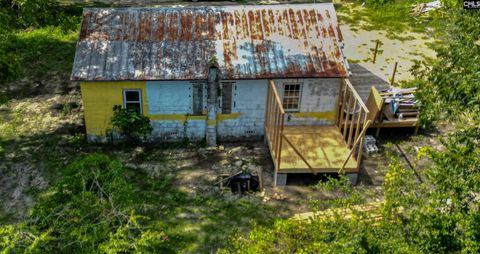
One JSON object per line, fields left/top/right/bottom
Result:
{"left": 71, "top": 3, "right": 372, "bottom": 185}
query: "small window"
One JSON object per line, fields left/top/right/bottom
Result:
{"left": 123, "top": 89, "right": 142, "bottom": 114}
{"left": 282, "top": 83, "right": 301, "bottom": 111}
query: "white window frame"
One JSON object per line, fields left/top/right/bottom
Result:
{"left": 122, "top": 89, "right": 143, "bottom": 114}
{"left": 282, "top": 83, "right": 302, "bottom": 112}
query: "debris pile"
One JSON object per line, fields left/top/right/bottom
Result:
{"left": 380, "top": 87, "right": 419, "bottom": 122}
{"left": 218, "top": 171, "right": 261, "bottom": 194}
{"left": 411, "top": 0, "right": 441, "bottom": 16}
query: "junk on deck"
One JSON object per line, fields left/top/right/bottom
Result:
{"left": 218, "top": 171, "right": 261, "bottom": 194}
{"left": 380, "top": 87, "right": 420, "bottom": 122}
{"left": 365, "top": 85, "right": 420, "bottom": 137}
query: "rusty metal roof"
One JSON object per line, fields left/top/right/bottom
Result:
{"left": 71, "top": 4, "right": 349, "bottom": 81}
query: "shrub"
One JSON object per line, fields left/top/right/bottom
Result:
{"left": 0, "top": 153, "right": 170, "bottom": 253}
{"left": 0, "top": 51, "right": 22, "bottom": 82}
{"left": 110, "top": 105, "right": 153, "bottom": 142}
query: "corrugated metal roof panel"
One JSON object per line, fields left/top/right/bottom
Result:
{"left": 71, "top": 4, "right": 349, "bottom": 81}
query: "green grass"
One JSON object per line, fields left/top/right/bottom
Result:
{"left": 336, "top": 1, "right": 439, "bottom": 39}
{"left": 128, "top": 168, "right": 277, "bottom": 252}
{"left": 9, "top": 27, "right": 78, "bottom": 79}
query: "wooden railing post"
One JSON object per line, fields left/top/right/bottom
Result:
{"left": 339, "top": 120, "right": 371, "bottom": 174}
{"left": 343, "top": 91, "right": 353, "bottom": 139}
{"left": 347, "top": 98, "right": 357, "bottom": 147}
{"left": 338, "top": 80, "right": 348, "bottom": 129}
{"left": 336, "top": 79, "right": 370, "bottom": 173}
{"left": 265, "top": 80, "right": 285, "bottom": 171}
{"left": 277, "top": 113, "right": 284, "bottom": 168}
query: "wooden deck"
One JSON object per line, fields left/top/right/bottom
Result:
{"left": 265, "top": 79, "right": 370, "bottom": 185}
{"left": 278, "top": 126, "right": 357, "bottom": 173}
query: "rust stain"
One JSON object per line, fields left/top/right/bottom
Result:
{"left": 261, "top": 9, "right": 269, "bottom": 37}
{"left": 241, "top": 10, "right": 249, "bottom": 39}
{"left": 276, "top": 9, "right": 284, "bottom": 37}
{"left": 207, "top": 12, "right": 215, "bottom": 40}
{"left": 79, "top": 11, "right": 91, "bottom": 40}
{"left": 336, "top": 25, "right": 344, "bottom": 42}
{"left": 221, "top": 12, "right": 229, "bottom": 40}
{"left": 295, "top": 10, "right": 305, "bottom": 39}
{"left": 72, "top": 4, "right": 348, "bottom": 81}
{"left": 180, "top": 12, "right": 192, "bottom": 41}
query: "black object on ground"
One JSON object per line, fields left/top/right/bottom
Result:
{"left": 220, "top": 171, "right": 260, "bottom": 194}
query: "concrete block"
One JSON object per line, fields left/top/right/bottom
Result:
{"left": 364, "top": 135, "right": 376, "bottom": 146}
{"left": 347, "top": 173, "right": 358, "bottom": 185}
{"left": 275, "top": 173, "right": 287, "bottom": 186}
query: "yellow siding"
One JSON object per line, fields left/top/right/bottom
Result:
{"left": 81, "top": 81, "right": 148, "bottom": 136}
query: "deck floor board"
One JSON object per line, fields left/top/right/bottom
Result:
{"left": 278, "top": 125, "right": 358, "bottom": 173}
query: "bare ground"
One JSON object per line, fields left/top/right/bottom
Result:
{"left": 0, "top": 0, "right": 442, "bottom": 223}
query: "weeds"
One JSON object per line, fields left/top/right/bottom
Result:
{"left": 337, "top": 1, "right": 440, "bottom": 39}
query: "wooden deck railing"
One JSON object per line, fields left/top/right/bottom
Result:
{"left": 336, "top": 79, "right": 370, "bottom": 170}
{"left": 265, "top": 80, "right": 285, "bottom": 170}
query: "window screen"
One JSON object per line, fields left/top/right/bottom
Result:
{"left": 123, "top": 90, "right": 142, "bottom": 114}
{"left": 221, "top": 82, "right": 233, "bottom": 114}
{"left": 282, "top": 83, "right": 301, "bottom": 111}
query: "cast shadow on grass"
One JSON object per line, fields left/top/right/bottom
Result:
{"left": 0, "top": 122, "right": 280, "bottom": 252}
{"left": 1, "top": 27, "right": 79, "bottom": 100}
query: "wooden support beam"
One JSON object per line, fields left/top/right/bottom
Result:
{"left": 282, "top": 134, "right": 316, "bottom": 174}
{"left": 353, "top": 110, "right": 363, "bottom": 154}
{"left": 269, "top": 80, "right": 285, "bottom": 114}
{"left": 391, "top": 62, "right": 398, "bottom": 86}
{"left": 338, "top": 80, "right": 348, "bottom": 129}
{"left": 356, "top": 114, "right": 369, "bottom": 169}
{"left": 339, "top": 120, "right": 371, "bottom": 174}
{"left": 336, "top": 80, "right": 345, "bottom": 127}
{"left": 344, "top": 79, "right": 368, "bottom": 110}
{"left": 347, "top": 98, "right": 357, "bottom": 147}
{"left": 277, "top": 113, "right": 284, "bottom": 168}
{"left": 372, "top": 40, "right": 380, "bottom": 64}
{"left": 343, "top": 91, "right": 353, "bottom": 139}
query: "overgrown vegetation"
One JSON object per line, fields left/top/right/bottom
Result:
{"left": 110, "top": 105, "right": 153, "bottom": 143}
{"left": 337, "top": 0, "right": 441, "bottom": 38}
{"left": 221, "top": 3, "right": 480, "bottom": 253}
{"left": 0, "top": 0, "right": 81, "bottom": 96}
{"left": 1, "top": 0, "right": 479, "bottom": 253}
{"left": 0, "top": 153, "right": 171, "bottom": 252}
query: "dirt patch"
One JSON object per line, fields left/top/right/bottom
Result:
{"left": 0, "top": 163, "right": 48, "bottom": 222}
{"left": 340, "top": 9, "right": 436, "bottom": 83}
{"left": 119, "top": 142, "right": 382, "bottom": 216}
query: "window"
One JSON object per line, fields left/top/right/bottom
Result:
{"left": 221, "top": 82, "right": 234, "bottom": 114}
{"left": 282, "top": 83, "right": 301, "bottom": 111}
{"left": 123, "top": 89, "right": 142, "bottom": 114}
